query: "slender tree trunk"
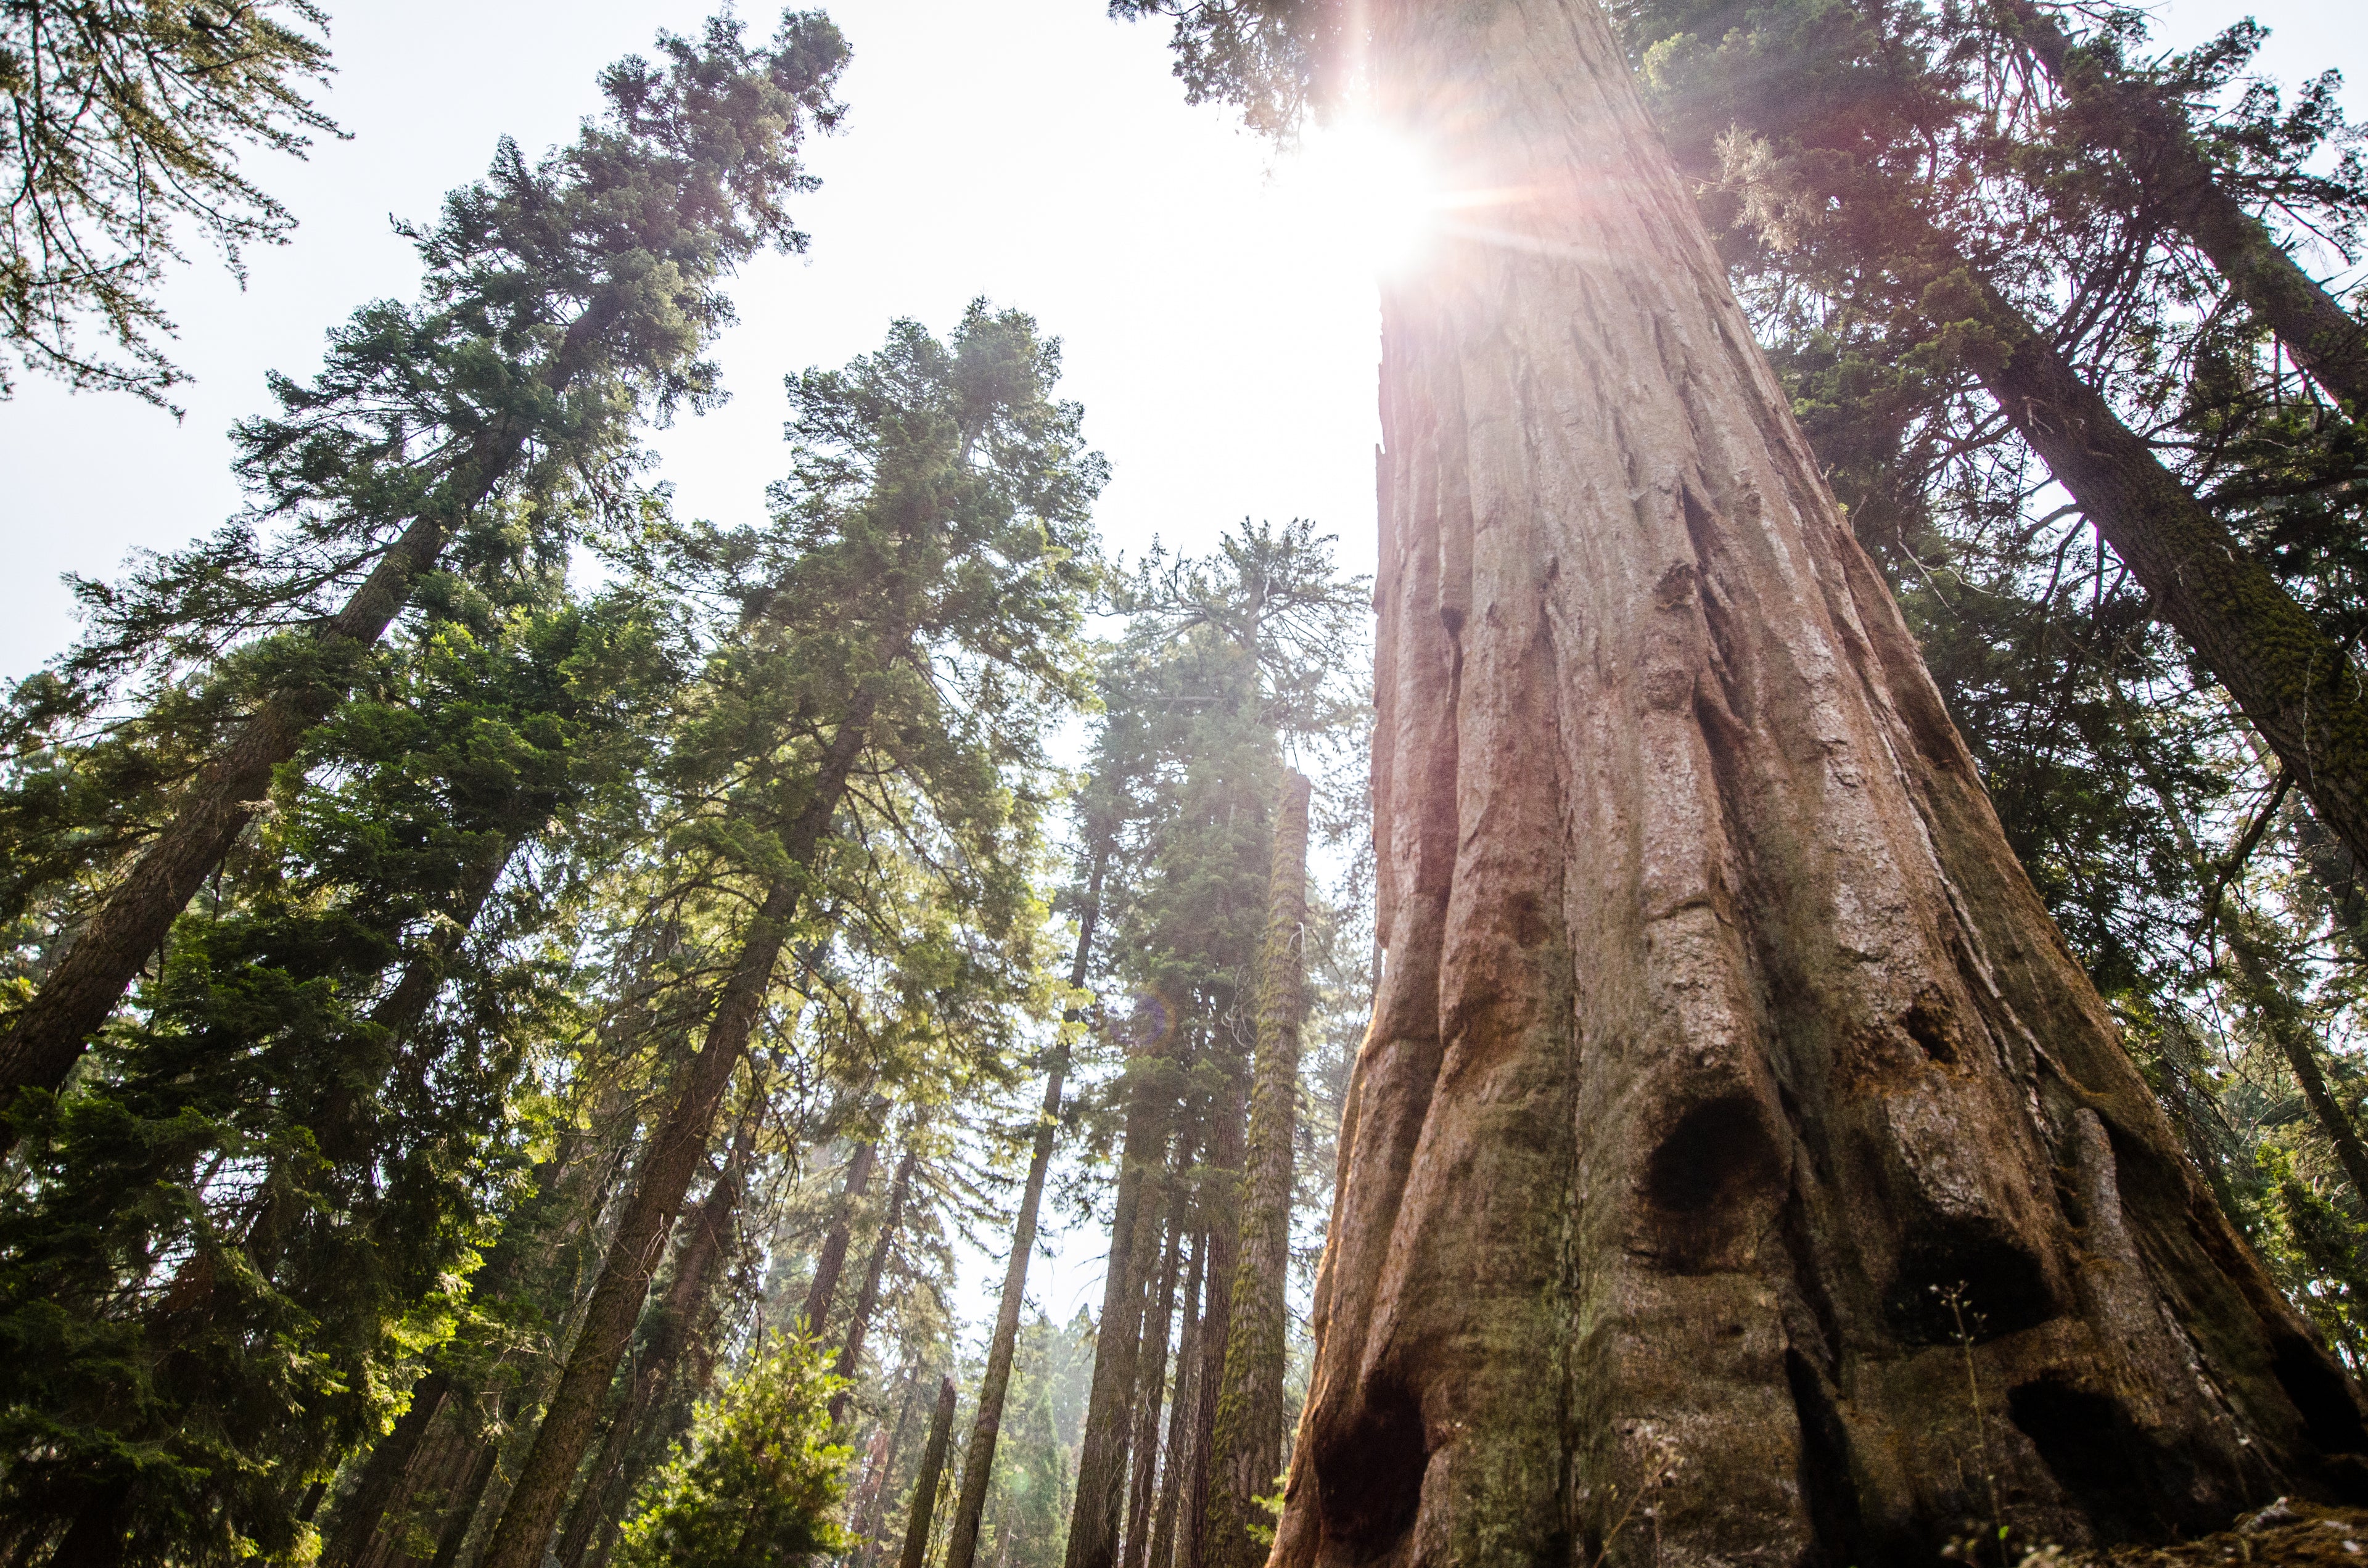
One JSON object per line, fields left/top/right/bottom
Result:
{"left": 1988, "top": 0, "right": 2368, "bottom": 414}
{"left": 804, "top": 1136, "right": 882, "bottom": 1337}
{"left": 2103, "top": 694, "right": 2368, "bottom": 1209}
{"left": 2225, "top": 916, "right": 2368, "bottom": 1202}
{"left": 858, "top": 1376, "right": 923, "bottom": 1565}
{"left": 1119, "top": 1201, "right": 1185, "bottom": 1568}
{"left": 945, "top": 845, "right": 1108, "bottom": 1568}
{"left": 0, "top": 305, "right": 619, "bottom": 1127}
{"left": 321, "top": 1369, "right": 453, "bottom": 1568}
{"left": 832, "top": 1146, "right": 918, "bottom": 1421}
{"left": 1276, "top": 4, "right": 2368, "bottom": 1562}
{"left": 426, "top": 1423, "right": 504, "bottom": 1568}
{"left": 1146, "top": 1232, "right": 1204, "bottom": 1568}
{"left": 898, "top": 1377, "right": 960, "bottom": 1568}
{"left": 1063, "top": 1083, "right": 1175, "bottom": 1568}
{"left": 476, "top": 700, "right": 873, "bottom": 1568}
{"left": 551, "top": 1131, "right": 750, "bottom": 1568}
{"left": 1201, "top": 771, "right": 1310, "bottom": 1568}
{"left": 1177, "top": 1046, "right": 1245, "bottom": 1568}
{"left": 1909, "top": 213, "right": 2368, "bottom": 885}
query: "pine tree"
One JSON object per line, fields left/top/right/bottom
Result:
{"left": 475, "top": 300, "right": 1102, "bottom": 1568}
{"left": 0, "top": 9, "right": 851, "bottom": 1125}
{"left": 0, "top": 0, "right": 336, "bottom": 401}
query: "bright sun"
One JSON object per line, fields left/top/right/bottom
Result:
{"left": 1275, "top": 118, "right": 1443, "bottom": 277}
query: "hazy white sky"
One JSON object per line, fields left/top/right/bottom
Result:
{"left": 0, "top": 0, "right": 2358, "bottom": 1328}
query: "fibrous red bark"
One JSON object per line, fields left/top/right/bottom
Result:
{"left": 1277, "top": 3, "right": 2368, "bottom": 1561}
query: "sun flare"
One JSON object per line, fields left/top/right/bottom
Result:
{"left": 1275, "top": 117, "right": 1442, "bottom": 277}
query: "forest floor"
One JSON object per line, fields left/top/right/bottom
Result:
{"left": 2042, "top": 1500, "right": 2368, "bottom": 1564}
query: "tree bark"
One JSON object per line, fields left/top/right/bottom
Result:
{"left": 475, "top": 699, "right": 872, "bottom": 1568}
{"left": 1146, "top": 1231, "right": 1204, "bottom": 1568}
{"left": 856, "top": 1376, "right": 922, "bottom": 1566}
{"left": 1201, "top": 771, "right": 1310, "bottom": 1568}
{"left": 424, "top": 1420, "right": 503, "bottom": 1568}
{"left": 897, "top": 1376, "right": 960, "bottom": 1568}
{"left": 320, "top": 1369, "right": 453, "bottom": 1568}
{"left": 804, "top": 1136, "right": 881, "bottom": 1338}
{"left": 0, "top": 301, "right": 620, "bottom": 1128}
{"left": 1176, "top": 1046, "right": 1244, "bottom": 1568}
{"left": 1276, "top": 4, "right": 2368, "bottom": 1562}
{"left": 1119, "top": 1201, "right": 1185, "bottom": 1568}
{"left": 551, "top": 1132, "right": 750, "bottom": 1568}
{"left": 832, "top": 1146, "right": 918, "bottom": 1422}
{"left": 944, "top": 845, "right": 1107, "bottom": 1568}
{"left": 1989, "top": 0, "right": 2368, "bottom": 415}
{"left": 1063, "top": 1081, "right": 1174, "bottom": 1568}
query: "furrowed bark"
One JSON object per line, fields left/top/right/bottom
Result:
{"left": 1275, "top": 3, "right": 2368, "bottom": 1562}
{"left": 1202, "top": 771, "right": 1310, "bottom": 1568}
{"left": 831, "top": 1146, "right": 918, "bottom": 1422}
{"left": 1120, "top": 1199, "right": 1185, "bottom": 1568}
{"left": 898, "top": 1376, "right": 960, "bottom": 1568}
{"left": 1146, "top": 1231, "right": 1204, "bottom": 1568}
{"left": 804, "top": 1135, "right": 882, "bottom": 1337}
{"left": 0, "top": 293, "right": 618, "bottom": 1125}
{"left": 551, "top": 1131, "right": 749, "bottom": 1568}
{"left": 475, "top": 700, "right": 871, "bottom": 1568}
{"left": 944, "top": 845, "right": 1106, "bottom": 1568}
{"left": 1990, "top": 0, "right": 2368, "bottom": 414}
{"left": 1177, "top": 1047, "right": 1244, "bottom": 1568}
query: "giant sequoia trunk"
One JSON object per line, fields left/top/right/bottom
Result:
{"left": 1202, "top": 770, "right": 1312, "bottom": 1568}
{"left": 1276, "top": 4, "right": 2368, "bottom": 1562}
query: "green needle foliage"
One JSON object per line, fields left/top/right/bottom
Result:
{"left": 0, "top": 0, "right": 337, "bottom": 403}
{"left": 615, "top": 1332, "right": 849, "bottom": 1568}
{"left": 0, "top": 554, "right": 686, "bottom": 1564}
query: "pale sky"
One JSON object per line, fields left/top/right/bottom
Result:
{"left": 0, "top": 0, "right": 2358, "bottom": 1329}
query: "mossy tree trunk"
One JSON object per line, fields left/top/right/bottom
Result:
{"left": 1275, "top": 4, "right": 2368, "bottom": 1562}
{"left": 1202, "top": 771, "right": 1312, "bottom": 1568}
